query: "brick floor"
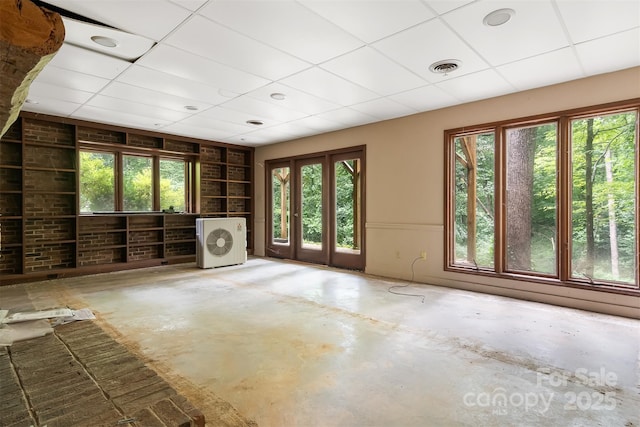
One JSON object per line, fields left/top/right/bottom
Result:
{"left": 2, "top": 321, "right": 205, "bottom": 427}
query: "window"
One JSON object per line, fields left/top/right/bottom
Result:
{"left": 445, "top": 101, "right": 639, "bottom": 291}
{"left": 79, "top": 151, "right": 115, "bottom": 213}
{"left": 159, "top": 158, "right": 186, "bottom": 212}
{"left": 79, "top": 150, "right": 192, "bottom": 213}
{"left": 123, "top": 155, "right": 153, "bottom": 211}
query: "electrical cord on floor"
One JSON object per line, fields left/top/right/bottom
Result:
{"left": 387, "top": 256, "right": 426, "bottom": 303}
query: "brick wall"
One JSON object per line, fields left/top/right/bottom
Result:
{"left": 24, "top": 218, "right": 74, "bottom": 243}
{"left": 165, "top": 228, "right": 194, "bottom": 241}
{"left": 24, "top": 243, "right": 75, "bottom": 272}
{"left": 0, "top": 142, "right": 21, "bottom": 165}
{"left": 202, "top": 198, "right": 225, "bottom": 213}
{"left": 128, "top": 245, "right": 161, "bottom": 261}
{"left": 165, "top": 139, "right": 197, "bottom": 153}
{"left": 23, "top": 119, "right": 74, "bottom": 146}
{"left": 228, "top": 198, "right": 249, "bottom": 213}
{"left": 129, "top": 230, "right": 162, "bottom": 245}
{"left": 24, "top": 145, "right": 75, "bottom": 169}
{"left": 0, "top": 193, "right": 21, "bottom": 216}
{"left": 24, "top": 170, "right": 74, "bottom": 192}
{"left": 227, "top": 150, "right": 247, "bottom": 165}
{"left": 0, "top": 248, "right": 21, "bottom": 274}
{"left": 77, "top": 247, "right": 125, "bottom": 266}
{"left": 79, "top": 232, "right": 125, "bottom": 249}
{"left": 201, "top": 179, "right": 224, "bottom": 195}
{"left": 0, "top": 168, "right": 21, "bottom": 191}
{"left": 228, "top": 166, "right": 249, "bottom": 181}
{"left": 77, "top": 127, "right": 124, "bottom": 144}
{"left": 128, "top": 134, "right": 161, "bottom": 149}
{"left": 165, "top": 242, "right": 195, "bottom": 257}
{"left": 201, "top": 163, "right": 223, "bottom": 180}
{"left": 200, "top": 146, "right": 223, "bottom": 162}
{"left": 24, "top": 194, "right": 75, "bottom": 217}
{"left": 0, "top": 219, "right": 21, "bottom": 245}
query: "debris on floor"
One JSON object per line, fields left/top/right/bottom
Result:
{"left": 0, "top": 307, "right": 96, "bottom": 346}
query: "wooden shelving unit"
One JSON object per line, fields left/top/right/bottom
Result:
{"left": 0, "top": 113, "right": 254, "bottom": 285}
{"left": 200, "top": 145, "right": 253, "bottom": 250}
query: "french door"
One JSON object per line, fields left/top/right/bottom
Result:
{"left": 266, "top": 147, "right": 365, "bottom": 270}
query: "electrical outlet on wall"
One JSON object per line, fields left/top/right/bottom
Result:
{"left": 420, "top": 251, "right": 427, "bottom": 260}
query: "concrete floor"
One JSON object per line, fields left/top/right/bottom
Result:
{"left": 1, "top": 257, "right": 639, "bottom": 426}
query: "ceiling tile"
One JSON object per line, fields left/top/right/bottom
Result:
{"left": 350, "top": 98, "right": 416, "bottom": 120}
{"left": 436, "top": 69, "right": 515, "bottom": 103}
{"left": 48, "top": 0, "right": 192, "bottom": 41}
{"left": 287, "top": 115, "right": 345, "bottom": 133}
{"left": 165, "top": 15, "right": 310, "bottom": 80}
{"left": 299, "top": 0, "right": 435, "bottom": 43}
{"left": 177, "top": 113, "right": 254, "bottom": 135}
{"left": 136, "top": 44, "right": 269, "bottom": 94}
{"left": 221, "top": 96, "right": 308, "bottom": 123}
{"left": 498, "top": 48, "right": 584, "bottom": 91}
{"left": 27, "top": 81, "right": 93, "bottom": 104}
{"left": 161, "top": 122, "right": 239, "bottom": 142}
{"left": 280, "top": 67, "right": 379, "bottom": 106}
{"left": 316, "top": 107, "right": 378, "bottom": 127}
{"left": 61, "top": 17, "right": 155, "bottom": 61}
{"left": 49, "top": 44, "right": 131, "bottom": 79}
{"left": 575, "top": 28, "right": 640, "bottom": 76}
{"left": 98, "top": 82, "right": 213, "bottom": 113}
{"left": 246, "top": 83, "right": 340, "bottom": 115}
{"left": 115, "top": 65, "right": 232, "bottom": 104}
{"left": 321, "top": 47, "right": 428, "bottom": 96}
{"left": 556, "top": 0, "right": 640, "bottom": 44}
{"left": 72, "top": 105, "right": 172, "bottom": 130}
{"left": 86, "top": 95, "right": 191, "bottom": 122}
{"left": 194, "top": 106, "right": 275, "bottom": 130}
{"left": 199, "top": 0, "right": 363, "bottom": 64}
{"left": 33, "top": 65, "right": 110, "bottom": 93}
{"left": 21, "top": 98, "right": 80, "bottom": 117}
{"left": 441, "top": 1, "right": 570, "bottom": 66}
{"left": 424, "top": 0, "right": 475, "bottom": 15}
{"left": 169, "top": 0, "right": 207, "bottom": 12}
{"left": 389, "top": 84, "right": 460, "bottom": 111}
{"left": 373, "top": 19, "right": 490, "bottom": 83}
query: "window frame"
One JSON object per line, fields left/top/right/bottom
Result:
{"left": 79, "top": 145, "right": 195, "bottom": 214}
{"left": 444, "top": 99, "right": 640, "bottom": 295}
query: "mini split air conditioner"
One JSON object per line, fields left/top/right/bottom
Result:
{"left": 196, "top": 218, "right": 247, "bottom": 268}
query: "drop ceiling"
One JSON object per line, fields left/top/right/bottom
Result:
{"left": 23, "top": 0, "right": 640, "bottom": 146}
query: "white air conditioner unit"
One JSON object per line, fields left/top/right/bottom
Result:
{"left": 196, "top": 218, "right": 247, "bottom": 268}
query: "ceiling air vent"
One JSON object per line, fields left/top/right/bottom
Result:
{"left": 429, "top": 59, "right": 462, "bottom": 75}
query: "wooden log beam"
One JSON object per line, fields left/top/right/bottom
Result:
{"left": 1, "top": 0, "right": 65, "bottom": 137}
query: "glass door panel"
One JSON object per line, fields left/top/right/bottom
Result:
{"left": 331, "top": 153, "right": 365, "bottom": 270}
{"left": 295, "top": 158, "right": 326, "bottom": 264}
{"left": 267, "top": 162, "right": 292, "bottom": 259}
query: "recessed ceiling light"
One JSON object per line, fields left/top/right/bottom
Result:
{"left": 483, "top": 8, "right": 515, "bottom": 27}
{"left": 184, "top": 105, "right": 199, "bottom": 111}
{"left": 270, "top": 92, "right": 286, "bottom": 101}
{"left": 429, "top": 59, "right": 462, "bottom": 75}
{"left": 246, "top": 120, "right": 264, "bottom": 126}
{"left": 91, "top": 35, "right": 119, "bottom": 48}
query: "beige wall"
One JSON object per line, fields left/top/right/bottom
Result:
{"left": 254, "top": 67, "right": 640, "bottom": 319}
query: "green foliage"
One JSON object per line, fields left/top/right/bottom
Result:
{"left": 301, "top": 163, "right": 323, "bottom": 244}
{"left": 80, "top": 152, "right": 186, "bottom": 213}
{"left": 80, "top": 152, "right": 115, "bottom": 212}
{"left": 123, "top": 156, "right": 152, "bottom": 211}
{"left": 453, "top": 110, "right": 636, "bottom": 285}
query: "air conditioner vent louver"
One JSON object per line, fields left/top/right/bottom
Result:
{"left": 429, "top": 59, "right": 462, "bottom": 74}
{"left": 207, "top": 228, "right": 233, "bottom": 256}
